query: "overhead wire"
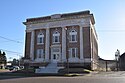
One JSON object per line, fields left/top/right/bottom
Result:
{"left": 97, "top": 30, "right": 125, "bottom": 32}
{"left": 0, "top": 35, "right": 23, "bottom": 43}
{"left": 0, "top": 49, "right": 22, "bottom": 55}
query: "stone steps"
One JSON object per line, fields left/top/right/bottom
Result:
{"left": 35, "top": 62, "right": 59, "bottom": 73}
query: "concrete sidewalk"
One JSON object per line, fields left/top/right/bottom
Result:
{"left": 88, "top": 71, "right": 125, "bottom": 77}
{"left": 0, "top": 69, "right": 10, "bottom": 73}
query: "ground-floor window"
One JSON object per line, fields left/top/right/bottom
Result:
{"left": 37, "top": 49, "right": 44, "bottom": 59}
{"left": 68, "top": 48, "right": 78, "bottom": 58}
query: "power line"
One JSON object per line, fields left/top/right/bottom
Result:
{"left": 0, "top": 35, "right": 23, "bottom": 43}
{"left": 97, "top": 30, "right": 125, "bottom": 32}
{"left": 0, "top": 48, "right": 23, "bottom": 55}
{"left": 96, "top": 30, "right": 125, "bottom": 33}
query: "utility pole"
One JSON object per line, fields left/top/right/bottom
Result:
{"left": 105, "top": 60, "right": 108, "bottom": 72}
{"left": 65, "top": 27, "right": 69, "bottom": 74}
{"left": 17, "top": 54, "right": 22, "bottom": 67}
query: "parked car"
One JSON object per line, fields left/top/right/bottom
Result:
{"left": 19, "top": 66, "right": 24, "bottom": 69}
{"left": 9, "top": 66, "right": 20, "bottom": 71}
{"left": 5, "top": 65, "right": 13, "bottom": 69}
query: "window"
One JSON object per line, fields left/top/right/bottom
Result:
{"left": 37, "top": 32, "right": 44, "bottom": 44}
{"left": 53, "top": 31, "right": 60, "bottom": 43}
{"left": 69, "top": 30, "right": 77, "bottom": 42}
{"left": 69, "top": 48, "right": 78, "bottom": 58}
{"left": 37, "top": 49, "right": 44, "bottom": 59}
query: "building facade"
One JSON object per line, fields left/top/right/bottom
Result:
{"left": 119, "top": 52, "right": 125, "bottom": 71}
{"left": 23, "top": 10, "right": 98, "bottom": 72}
{"left": 99, "top": 58, "right": 116, "bottom": 71}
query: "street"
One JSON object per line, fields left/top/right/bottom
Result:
{"left": 0, "top": 76, "right": 125, "bottom": 83}
{"left": 1, "top": 71, "right": 125, "bottom": 83}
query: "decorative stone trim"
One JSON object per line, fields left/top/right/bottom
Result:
{"left": 26, "top": 18, "right": 90, "bottom": 31}
{"left": 80, "top": 25, "right": 84, "bottom": 60}
{"left": 30, "top": 30, "right": 35, "bottom": 60}
{"left": 45, "top": 28, "right": 50, "bottom": 61}
{"left": 35, "top": 58, "right": 45, "bottom": 62}
{"left": 62, "top": 27, "right": 66, "bottom": 62}
{"left": 24, "top": 15, "right": 92, "bottom": 25}
{"left": 84, "top": 58, "right": 91, "bottom": 63}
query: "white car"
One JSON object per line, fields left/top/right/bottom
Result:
{"left": 9, "top": 66, "right": 20, "bottom": 71}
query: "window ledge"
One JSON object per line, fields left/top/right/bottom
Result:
{"left": 53, "top": 42, "right": 60, "bottom": 44}
{"left": 37, "top": 43, "right": 44, "bottom": 45}
{"left": 69, "top": 41, "right": 77, "bottom": 43}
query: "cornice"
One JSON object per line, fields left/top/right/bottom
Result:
{"left": 24, "top": 15, "right": 92, "bottom": 25}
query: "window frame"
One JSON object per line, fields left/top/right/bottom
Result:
{"left": 69, "top": 30, "right": 77, "bottom": 42}
{"left": 37, "top": 32, "right": 44, "bottom": 45}
{"left": 69, "top": 48, "right": 78, "bottom": 58}
{"left": 53, "top": 31, "right": 60, "bottom": 43}
{"left": 37, "top": 49, "right": 44, "bottom": 59}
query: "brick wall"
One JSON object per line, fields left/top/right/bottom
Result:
{"left": 25, "top": 32, "right": 31, "bottom": 59}
{"left": 83, "top": 27, "right": 91, "bottom": 58}
{"left": 34, "top": 29, "right": 46, "bottom": 59}
{"left": 50, "top": 27, "right": 62, "bottom": 59}
{"left": 66, "top": 25, "right": 80, "bottom": 58}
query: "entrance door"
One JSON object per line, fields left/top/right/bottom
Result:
{"left": 53, "top": 53, "right": 59, "bottom": 62}
{"left": 51, "top": 47, "right": 60, "bottom": 62}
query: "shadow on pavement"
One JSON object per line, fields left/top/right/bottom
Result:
{"left": 0, "top": 71, "right": 89, "bottom": 80}
{"left": 0, "top": 72, "right": 34, "bottom": 80}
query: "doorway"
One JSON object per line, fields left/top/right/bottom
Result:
{"left": 51, "top": 47, "right": 60, "bottom": 62}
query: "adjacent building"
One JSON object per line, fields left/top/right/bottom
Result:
{"left": 23, "top": 10, "right": 98, "bottom": 73}
{"left": 119, "top": 52, "right": 125, "bottom": 70}
{"left": 99, "top": 58, "right": 116, "bottom": 71}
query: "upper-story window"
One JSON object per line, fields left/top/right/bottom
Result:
{"left": 37, "top": 32, "right": 44, "bottom": 44}
{"left": 53, "top": 31, "right": 60, "bottom": 43}
{"left": 69, "top": 30, "right": 77, "bottom": 42}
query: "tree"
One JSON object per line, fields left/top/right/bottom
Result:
{"left": 0, "top": 50, "right": 1, "bottom": 55}
{"left": 20, "top": 57, "right": 25, "bottom": 66}
{"left": 2, "top": 52, "right": 6, "bottom": 56}
{"left": 12, "top": 58, "right": 19, "bottom": 66}
{"left": 0, "top": 50, "right": 7, "bottom": 64}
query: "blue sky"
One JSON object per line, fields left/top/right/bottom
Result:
{"left": 0, "top": 0, "right": 125, "bottom": 60}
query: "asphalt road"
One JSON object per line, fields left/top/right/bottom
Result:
{"left": 1, "top": 71, "right": 125, "bottom": 83}
{"left": 0, "top": 76, "right": 125, "bottom": 83}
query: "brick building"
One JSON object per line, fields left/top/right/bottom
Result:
{"left": 23, "top": 10, "right": 98, "bottom": 73}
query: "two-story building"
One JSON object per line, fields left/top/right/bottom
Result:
{"left": 23, "top": 10, "right": 98, "bottom": 73}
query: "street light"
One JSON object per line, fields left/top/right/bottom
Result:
{"left": 115, "top": 49, "right": 120, "bottom": 71}
{"left": 64, "top": 27, "right": 69, "bottom": 74}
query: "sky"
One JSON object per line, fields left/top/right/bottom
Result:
{"left": 0, "top": 0, "right": 125, "bottom": 61}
